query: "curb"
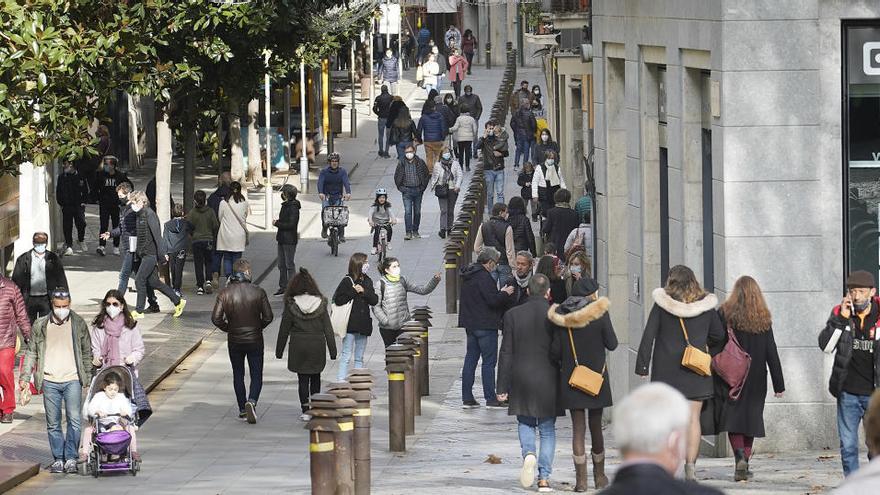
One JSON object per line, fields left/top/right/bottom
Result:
{"left": 0, "top": 462, "right": 39, "bottom": 494}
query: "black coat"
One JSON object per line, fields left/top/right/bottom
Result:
{"left": 457, "top": 263, "right": 509, "bottom": 330}
{"left": 508, "top": 207, "right": 536, "bottom": 256}
{"left": 542, "top": 205, "right": 579, "bottom": 258}
{"left": 275, "top": 199, "right": 301, "bottom": 244}
{"left": 332, "top": 274, "right": 379, "bottom": 336}
{"left": 818, "top": 298, "right": 880, "bottom": 398}
{"left": 549, "top": 296, "right": 617, "bottom": 410}
{"left": 12, "top": 251, "right": 68, "bottom": 299}
{"left": 517, "top": 170, "right": 534, "bottom": 200}
{"left": 276, "top": 296, "right": 337, "bottom": 374}
{"left": 549, "top": 278, "right": 567, "bottom": 305}
{"left": 636, "top": 288, "right": 725, "bottom": 400}
{"left": 602, "top": 463, "right": 724, "bottom": 495}
{"left": 497, "top": 295, "right": 558, "bottom": 418}
{"left": 94, "top": 170, "right": 132, "bottom": 208}
{"left": 56, "top": 171, "right": 88, "bottom": 207}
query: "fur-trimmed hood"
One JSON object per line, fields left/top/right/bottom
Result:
{"left": 652, "top": 288, "right": 717, "bottom": 318}
{"left": 547, "top": 297, "right": 610, "bottom": 328}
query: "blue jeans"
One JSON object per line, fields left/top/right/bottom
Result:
{"left": 838, "top": 391, "right": 872, "bottom": 475}
{"left": 228, "top": 343, "right": 264, "bottom": 412}
{"left": 462, "top": 329, "right": 498, "bottom": 402}
{"left": 514, "top": 139, "right": 532, "bottom": 168}
{"left": 43, "top": 380, "right": 82, "bottom": 461}
{"left": 484, "top": 169, "right": 505, "bottom": 212}
{"left": 401, "top": 186, "right": 423, "bottom": 233}
{"left": 395, "top": 141, "right": 412, "bottom": 160}
{"left": 218, "top": 251, "right": 243, "bottom": 280}
{"left": 377, "top": 117, "right": 388, "bottom": 154}
{"left": 518, "top": 416, "right": 557, "bottom": 480}
{"left": 337, "top": 333, "right": 369, "bottom": 381}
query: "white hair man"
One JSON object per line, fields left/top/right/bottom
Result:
{"left": 602, "top": 383, "right": 723, "bottom": 494}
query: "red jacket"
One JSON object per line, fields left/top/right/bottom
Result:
{"left": 0, "top": 276, "right": 30, "bottom": 350}
{"left": 448, "top": 54, "right": 469, "bottom": 82}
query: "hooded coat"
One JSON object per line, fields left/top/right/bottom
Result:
{"left": 276, "top": 294, "right": 337, "bottom": 374}
{"left": 163, "top": 217, "right": 192, "bottom": 254}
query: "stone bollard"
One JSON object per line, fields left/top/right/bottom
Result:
{"left": 305, "top": 394, "right": 342, "bottom": 495}
{"left": 396, "top": 335, "right": 422, "bottom": 417}
{"left": 326, "top": 383, "right": 358, "bottom": 495}
{"left": 409, "top": 309, "right": 433, "bottom": 396}
{"left": 385, "top": 343, "right": 416, "bottom": 436}
{"left": 347, "top": 369, "right": 374, "bottom": 495}
{"left": 384, "top": 350, "right": 409, "bottom": 452}
{"left": 444, "top": 246, "right": 460, "bottom": 313}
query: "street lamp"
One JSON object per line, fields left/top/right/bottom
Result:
{"left": 299, "top": 61, "right": 309, "bottom": 193}
{"left": 264, "top": 50, "right": 273, "bottom": 229}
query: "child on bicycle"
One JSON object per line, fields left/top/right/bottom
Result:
{"left": 368, "top": 188, "right": 396, "bottom": 255}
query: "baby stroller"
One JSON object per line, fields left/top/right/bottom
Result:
{"left": 81, "top": 366, "right": 142, "bottom": 477}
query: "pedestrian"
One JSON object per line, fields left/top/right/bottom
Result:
{"left": 548, "top": 277, "right": 617, "bottom": 491}
{"left": 532, "top": 129, "right": 561, "bottom": 167}
{"left": 94, "top": 155, "right": 132, "bottom": 256}
{"left": 0, "top": 273, "right": 30, "bottom": 424}
{"left": 12, "top": 232, "right": 69, "bottom": 324}
{"left": 276, "top": 268, "right": 337, "bottom": 421}
{"left": 373, "top": 84, "right": 394, "bottom": 159}
{"left": 518, "top": 162, "right": 538, "bottom": 221}
{"left": 216, "top": 181, "right": 250, "bottom": 279}
{"left": 602, "top": 383, "right": 724, "bottom": 495}
{"left": 474, "top": 203, "right": 516, "bottom": 287}
{"left": 497, "top": 273, "right": 558, "bottom": 492}
{"left": 636, "top": 265, "right": 725, "bottom": 480}
{"left": 531, "top": 85, "right": 544, "bottom": 115}
{"left": 819, "top": 269, "right": 880, "bottom": 476}
{"left": 378, "top": 50, "right": 400, "bottom": 95}
{"left": 19, "top": 288, "right": 93, "bottom": 474}
{"left": 459, "top": 247, "right": 514, "bottom": 408}
{"left": 145, "top": 175, "right": 175, "bottom": 214}
{"left": 461, "top": 29, "right": 477, "bottom": 74}
{"left": 507, "top": 196, "right": 536, "bottom": 256}
{"left": 212, "top": 259, "right": 273, "bottom": 424}
{"left": 416, "top": 99, "right": 448, "bottom": 173}
{"left": 416, "top": 25, "right": 431, "bottom": 63}
{"left": 369, "top": 188, "right": 397, "bottom": 255}
{"left": 717, "top": 276, "right": 785, "bottom": 481}
{"left": 458, "top": 85, "right": 483, "bottom": 154}
{"left": 317, "top": 152, "right": 352, "bottom": 241}
{"left": 208, "top": 172, "right": 233, "bottom": 287}
{"left": 533, "top": 150, "right": 567, "bottom": 218}
{"left": 274, "top": 184, "right": 301, "bottom": 296}
{"left": 334, "top": 253, "right": 379, "bottom": 381}
{"left": 401, "top": 29, "right": 414, "bottom": 70}
{"left": 388, "top": 105, "right": 419, "bottom": 160}
{"left": 163, "top": 203, "right": 192, "bottom": 297}
{"left": 541, "top": 188, "right": 580, "bottom": 258}
{"left": 422, "top": 53, "right": 440, "bottom": 95}
{"left": 56, "top": 159, "right": 89, "bottom": 256}
{"left": 564, "top": 205, "right": 592, "bottom": 260}
{"left": 536, "top": 254, "right": 566, "bottom": 304}
{"left": 393, "top": 144, "right": 430, "bottom": 240}
{"left": 448, "top": 48, "right": 469, "bottom": 98}
{"left": 445, "top": 24, "right": 462, "bottom": 51}
{"left": 387, "top": 96, "right": 406, "bottom": 125}
{"left": 450, "top": 108, "right": 477, "bottom": 171}
{"left": 834, "top": 389, "right": 880, "bottom": 494}
{"left": 476, "top": 121, "right": 510, "bottom": 211}
{"left": 432, "top": 46, "right": 446, "bottom": 88}
{"left": 510, "top": 80, "right": 535, "bottom": 114}
{"left": 439, "top": 93, "right": 458, "bottom": 130}
{"left": 563, "top": 251, "right": 591, "bottom": 297}
{"left": 574, "top": 188, "right": 592, "bottom": 225}
{"left": 128, "top": 191, "right": 187, "bottom": 319}
{"left": 372, "top": 257, "right": 441, "bottom": 347}
{"left": 187, "top": 190, "right": 219, "bottom": 295}
{"left": 427, "top": 146, "right": 463, "bottom": 239}
{"left": 502, "top": 251, "right": 535, "bottom": 308}
{"left": 511, "top": 105, "right": 537, "bottom": 170}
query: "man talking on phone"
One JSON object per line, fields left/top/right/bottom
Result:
{"left": 819, "top": 270, "right": 880, "bottom": 476}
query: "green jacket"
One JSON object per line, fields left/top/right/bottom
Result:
{"left": 187, "top": 205, "right": 220, "bottom": 242}
{"left": 20, "top": 311, "right": 93, "bottom": 391}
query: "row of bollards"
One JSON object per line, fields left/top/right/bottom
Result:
{"left": 385, "top": 307, "right": 433, "bottom": 453}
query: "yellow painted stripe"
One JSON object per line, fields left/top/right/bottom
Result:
{"left": 388, "top": 373, "right": 405, "bottom": 381}
{"left": 420, "top": 332, "right": 428, "bottom": 338}
{"left": 353, "top": 408, "right": 371, "bottom": 417}
{"left": 414, "top": 350, "right": 421, "bottom": 357}
{"left": 338, "top": 421, "right": 354, "bottom": 431}
{"left": 310, "top": 441, "right": 334, "bottom": 452}
{"left": 444, "top": 263, "right": 457, "bottom": 269}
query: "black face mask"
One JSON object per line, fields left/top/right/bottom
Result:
{"left": 853, "top": 300, "right": 871, "bottom": 313}
{"left": 119, "top": 197, "right": 128, "bottom": 206}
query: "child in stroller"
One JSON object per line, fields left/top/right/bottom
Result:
{"left": 79, "top": 370, "right": 141, "bottom": 466}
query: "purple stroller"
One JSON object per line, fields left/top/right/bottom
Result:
{"left": 82, "top": 366, "right": 141, "bottom": 477}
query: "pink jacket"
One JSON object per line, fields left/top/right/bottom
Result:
{"left": 89, "top": 324, "right": 145, "bottom": 374}
{"left": 0, "top": 276, "right": 30, "bottom": 350}
{"left": 448, "top": 54, "right": 469, "bottom": 82}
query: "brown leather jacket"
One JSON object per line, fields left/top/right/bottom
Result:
{"left": 211, "top": 280, "right": 274, "bottom": 345}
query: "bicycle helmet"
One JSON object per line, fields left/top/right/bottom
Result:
{"left": 375, "top": 187, "right": 387, "bottom": 196}
{"left": 328, "top": 152, "right": 341, "bottom": 162}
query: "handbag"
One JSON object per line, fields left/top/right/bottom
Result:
{"left": 679, "top": 318, "right": 712, "bottom": 376}
{"left": 567, "top": 327, "right": 605, "bottom": 396}
{"left": 329, "top": 277, "right": 355, "bottom": 339}
{"left": 226, "top": 201, "right": 250, "bottom": 247}
{"left": 712, "top": 326, "right": 752, "bottom": 400}
{"left": 434, "top": 165, "right": 452, "bottom": 198}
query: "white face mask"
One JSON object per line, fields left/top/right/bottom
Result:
{"left": 362, "top": 263, "right": 371, "bottom": 274}
{"left": 442, "top": 152, "right": 452, "bottom": 161}
{"left": 106, "top": 305, "right": 123, "bottom": 319}
{"left": 546, "top": 159, "right": 555, "bottom": 166}
{"left": 388, "top": 266, "right": 401, "bottom": 277}
{"left": 541, "top": 134, "right": 549, "bottom": 142}
{"left": 405, "top": 152, "right": 415, "bottom": 160}
{"left": 131, "top": 204, "right": 143, "bottom": 213}
{"left": 53, "top": 308, "right": 70, "bottom": 321}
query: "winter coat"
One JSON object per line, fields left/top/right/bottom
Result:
{"left": 12, "top": 250, "right": 68, "bottom": 299}
{"left": 818, "top": 297, "right": 880, "bottom": 398}
{"left": 21, "top": 311, "right": 93, "bottom": 390}
{"left": 511, "top": 108, "right": 537, "bottom": 143}
{"left": 56, "top": 171, "right": 88, "bottom": 207}
{"left": 386, "top": 100, "right": 406, "bottom": 125}
{"left": 497, "top": 295, "right": 559, "bottom": 418}
{"left": 163, "top": 218, "right": 192, "bottom": 254}
{"left": 394, "top": 156, "right": 431, "bottom": 192}
{"left": 636, "top": 288, "right": 725, "bottom": 400}
{"left": 276, "top": 295, "right": 337, "bottom": 374}
{"left": 373, "top": 91, "right": 394, "bottom": 119}
{"left": 437, "top": 104, "right": 457, "bottom": 129}
{"left": 541, "top": 205, "right": 580, "bottom": 258}
{"left": 417, "top": 111, "right": 448, "bottom": 143}
{"left": 422, "top": 60, "right": 440, "bottom": 87}
{"left": 517, "top": 170, "right": 534, "bottom": 200}
{"left": 89, "top": 320, "right": 145, "bottom": 371}
{"left": 457, "top": 263, "right": 510, "bottom": 330}
{"left": 276, "top": 199, "right": 301, "bottom": 245}
{"left": 549, "top": 296, "right": 617, "bottom": 410}
{"left": 448, "top": 54, "right": 468, "bottom": 82}
{"left": 186, "top": 205, "right": 219, "bottom": 243}
{"left": 332, "top": 274, "right": 379, "bottom": 336}
{"left": 458, "top": 93, "right": 483, "bottom": 120}
{"left": 109, "top": 202, "right": 136, "bottom": 243}
{"left": 217, "top": 198, "right": 249, "bottom": 253}
{"left": 531, "top": 162, "right": 567, "bottom": 201}
{"left": 508, "top": 206, "right": 536, "bottom": 256}
{"left": 532, "top": 140, "right": 560, "bottom": 164}
{"left": 0, "top": 277, "right": 30, "bottom": 350}
{"left": 379, "top": 56, "right": 400, "bottom": 83}
{"left": 135, "top": 207, "right": 166, "bottom": 258}
{"left": 94, "top": 170, "right": 133, "bottom": 208}
{"left": 317, "top": 167, "right": 352, "bottom": 199}
{"left": 602, "top": 463, "right": 724, "bottom": 495}
{"left": 212, "top": 280, "right": 274, "bottom": 346}
{"left": 417, "top": 27, "right": 431, "bottom": 46}
{"left": 563, "top": 223, "right": 592, "bottom": 257}
{"left": 474, "top": 216, "right": 515, "bottom": 266}
{"left": 388, "top": 118, "right": 418, "bottom": 146}
{"left": 510, "top": 88, "right": 535, "bottom": 113}
{"left": 208, "top": 184, "right": 231, "bottom": 216}
{"left": 477, "top": 131, "right": 509, "bottom": 171}
{"left": 450, "top": 114, "right": 478, "bottom": 142}
{"left": 461, "top": 35, "right": 476, "bottom": 54}
{"left": 373, "top": 274, "right": 440, "bottom": 331}
{"left": 427, "top": 160, "right": 463, "bottom": 193}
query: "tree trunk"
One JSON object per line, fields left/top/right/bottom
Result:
{"left": 247, "top": 98, "right": 261, "bottom": 185}
{"left": 156, "top": 109, "right": 173, "bottom": 224}
{"left": 228, "top": 98, "right": 244, "bottom": 181}
{"left": 183, "top": 124, "right": 196, "bottom": 212}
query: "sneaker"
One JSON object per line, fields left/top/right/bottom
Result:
{"left": 461, "top": 399, "right": 479, "bottom": 409}
{"left": 49, "top": 460, "right": 64, "bottom": 473}
{"left": 273, "top": 289, "right": 285, "bottom": 296}
{"left": 299, "top": 413, "right": 312, "bottom": 422}
{"left": 404, "top": 232, "right": 412, "bottom": 241}
{"left": 370, "top": 247, "right": 377, "bottom": 255}
{"left": 520, "top": 453, "right": 537, "bottom": 488}
{"left": 485, "top": 400, "right": 507, "bottom": 409}
{"left": 239, "top": 410, "right": 247, "bottom": 419}
{"left": 537, "top": 479, "right": 553, "bottom": 492}
{"left": 130, "top": 311, "right": 145, "bottom": 320}
{"left": 205, "top": 281, "right": 214, "bottom": 294}
{"left": 63, "top": 459, "right": 77, "bottom": 474}
{"left": 197, "top": 287, "right": 205, "bottom": 295}
{"left": 414, "top": 231, "right": 421, "bottom": 238}
{"left": 0, "top": 413, "right": 12, "bottom": 423}
{"left": 96, "top": 246, "right": 105, "bottom": 256}
{"left": 245, "top": 401, "right": 257, "bottom": 424}
{"left": 438, "top": 229, "right": 446, "bottom": 239}
{"left": 144, "top": 305, "right": 160, "bottom": 314}
{"left": 113, "top": 247, "right": 120, "bottom": 256}
{"left": 173, "top": 299, "right": 187, "bottom": 317}
{"left": 62, "top": 245, "right": 73, "bottom": 256}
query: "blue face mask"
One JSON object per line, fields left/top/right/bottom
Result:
{"left": 570, "top": 265, "right": 582, "bottom": 274}
{"left": 34, "top": 244, "right": 47, "bottom": 254}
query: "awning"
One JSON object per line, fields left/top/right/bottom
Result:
{"left": 427, "top": 0, "right": 458, "bottom": 13}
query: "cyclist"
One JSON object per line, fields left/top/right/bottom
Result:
{"left": 368, "top": 188, "right": 397, "bottom": 255}
{"left": 317, "top": 152, "right": 352, "bottom": 242}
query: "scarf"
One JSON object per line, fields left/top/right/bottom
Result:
{"left": 101, "top": 315, "right": 127, "bottom": 366}
{"left": 544, "top": 163, "right": 561, "bottom": 188}
{"left": 513, "top": 270, "right": 531, "bottom": 288}
{"left": 385, "top": 273, "right": 401, "bottom": 283}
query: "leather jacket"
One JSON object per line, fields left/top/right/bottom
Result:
{"left": 211, "top": 279, "right": 274, "bottom": 345}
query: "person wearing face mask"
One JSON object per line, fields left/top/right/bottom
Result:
{"left": 564, "top": 251, "right": 591, "bottom": 297}
{"left": 55, "top": 160, "right": 89, "bottom": 255}
{"left": 273, "top": 184, "right": 301, "bottom": 296}
{"left": 474, "top": 203, "right": 516, "bottom": 288}
{"left": 532, "top": 129, "right": 560, "bottom": 168}
{"left": 532, "top": 149, "right": 566, "bottom": 218}
{"left": 427, "top": 146, "right": 463, "bottom": 239}
{"left": 0, "top": 270, "right": 30, "bottom": 424}
{"left": 94, "top": 155, "right": 132, "bottom": 256}
{"left": 476, "top": 121, "right": 510, "bottom": 212}
{"left": 531, "top": 85, "right": 544, "bottom": 115}
{"left": 510, "top": 104, "right": 537, "bottom": 170}
{"left": 19, "top": 289, "right": 93, "bottom": 474}
{"left": 448, "top": 48, "right": 469, "bottom": 98}
{"left": 373, "top": 257, "right": 441, "bottom": 347}
{"left": 510, "top": 80, "right": 535, "bottom": 114}
{"left": 333, "top": 253, "right": 379, "bottom": 381}
{"left": 819, "top": 270, "right": 880, "bottom": 476}
{"left": 394, "top": 144, "right": 430, "bottom": 240}
{"left": 12, "top": 232, "right": 69, "bottom": 324}
{"left": 458, "top": 85, "right": 483, "bottom": 154}
{"left": 378, "top": 49, "right": 400, "bottom": 95}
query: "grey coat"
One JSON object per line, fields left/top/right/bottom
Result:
{"left": 372, "top": 275, "right": 440, "bottom": 331}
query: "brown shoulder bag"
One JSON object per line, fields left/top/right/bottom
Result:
{"left": 679, "top": 318, "right": 712, "bottom": 376}
{"left": 567, "top": 327, "right": 605, "bottom": 396}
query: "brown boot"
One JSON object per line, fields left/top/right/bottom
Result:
{"left": 592, "top": 451, "right": 609, "bottom": 489}
{"left": 573, "top": 454, "right": 588, "bottom": 492}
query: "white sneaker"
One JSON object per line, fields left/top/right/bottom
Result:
{"left": 78, "top": 241, "right": 87, "bottom": 252}
{"left": 299, "top": 413, "right": 312, "bottom": 422}
{"left": 113, "top": 247, "right": 120, "bottom": 256}
{"left": 371, "top": 247, "right": 377, "bottom": 255}
{"left": 63, "top": 246, "right": 73, "bottom": 256}
{"left": 520, "top": 453, "right": 537, "bottom": 488}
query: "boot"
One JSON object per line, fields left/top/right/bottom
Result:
{"left": 592, "top": 451, "right": 609, "bottom": 489}
{"left": 734, "top": 448, "right": 748, "bottom": 481}
{"left": 572, "top": 454, "right": 587, "bottom": 492}
{"left": 685, "top": 462, "right": 696, "bottom": 481}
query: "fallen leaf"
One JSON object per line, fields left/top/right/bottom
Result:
{"left": 817, "top": 455, "right": 835, "bottom": 461}
{"left": 484, "top": 454, "right": 502, "bottom": 464}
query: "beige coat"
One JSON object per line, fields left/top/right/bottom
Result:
{"left": 217, "top": 198, "right": 249, "bottom": 252}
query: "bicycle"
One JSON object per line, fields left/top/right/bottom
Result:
{"left": 373, "top": 222, "right": 391, "bottom": 263}
{"left": 322, "top": 204, "right": 349, "bottom": 257}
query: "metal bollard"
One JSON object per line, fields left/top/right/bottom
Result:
{"left": 396, "top": 336, "right": 422, "bottom": 417}
{"left": 347, "top": 369, "right": 374, "bottom": 495}
{"left": 305, "top": 394, "right": 342, "bottom": 495}
{"left": 384, "top": 350, "right": 409, "bottom": 452}
{"left": 327, "top": 383, "right": 357, "bottom": 495}
{"left": 485, "top": 42, "right": 492, "bottom": 69}
{"left": 385, "top": 344, "right": 416, "bottom": 435}
{"left": 407, "top": 311, "right": 432, "bottom": 397}
{"left": 444, "top": 247, "right": 460, "bottom": 313}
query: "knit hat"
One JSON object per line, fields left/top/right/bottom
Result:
{"left": 846, "top": 270, "right": 875, "bottom": 289}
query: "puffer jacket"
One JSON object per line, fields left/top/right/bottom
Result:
{"left": 379, "top": 56, "right": 400, "bottom": 83}
{"left": 450, "top": 114, "right": 478, "bottom": 142}
{"left": 276, "top": 295, "right": 337, "bottom": 374}
{"left": 163, "top": 217, "right": 192, "bottom": 254}
{"left": 417, "top": 111, "right": 448, "bottom": 143}
{"left": 211, "top": 279, "right": 274, "bottom": 345}
{"left": 818, "top": 297, "right": 880, "bottom": 398}
{"left": 0, "top": 276, "right": 30, "bottom": 349}
{"left": 508, "top": 206, "right": 536, "bottom": 255}
{"left": 21, "top": 311, "right": 93, "bottom": 390}
{"left": 427, "top": 159, "right": 463, "bottom": 193}
{"left": 373, "top": 274, "right": 440, "bottom": 331}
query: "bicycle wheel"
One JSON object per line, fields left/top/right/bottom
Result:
{"left": 329, "top": 228, "right": 339, "bottom": 256}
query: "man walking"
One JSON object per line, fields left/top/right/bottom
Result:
{"left": 12, "top": 232, "right": 69, "bottom": 323}
{"left": 511, "top": 104, "right": 537, "bottom": 170}
{"left": 94, "top": 155, "right": 132, "bottom": 256}
{"left": 458, "top": 85, "right": 483, "bottom": 155}
{"left": 378, "top": 50, "right": 400, "bottom": 95}
{"left": 56, "top": 160, "right": 89, "bottom": 255}
{"left": 273, "top": 185, "right": 300, "bottom": 296}
{"left": 458, "top": 247, "right": 514, "bottom": 409}
{"left": 373, "top": 84, "right": 394, "bottom": 158}
{"left": 212, "top": 259, "right": 274, "bottom": 424}
{"left": 416, "top": 25, "right": 431, "bottom": 64}
{"left": 417, "top": 99, "right": 448, "bottom": 173}
{"left": 510, "top": 80, "right": 534, "bottom": 114}
{"left": 0, "top": 273, "right": 30, "bottom": 424}
{"left": 317, "top": 152, "right": 352, "bottom": 242}
{"left": 497, "top": 273, "right": 558, "bottom": 492}
{"left": 476, "top": 121, "right": 509, "bottom": 211}
{"left": 445, "top": 24, "right": 462, "bottom": 52}
{"left": 20, "top": 289, "right": 93, "bottom": 474}
{"left": 819, "top": 270, "right": 880, "bottom": 476}
{"left": 473, "top": 203, "right": 516, "bottom": 287}
{"left": 394, "top": 144, "right": 430, "bottom": 240}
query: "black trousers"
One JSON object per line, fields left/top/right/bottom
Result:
{"left": 26, "top": 295, "right": 51, "bottom": 324}
{"left": 191, "top": 240, "right": 213, "bottom": 289}
{"left": 168, "top": 251, "right": 186, "bottom": 291}
{"left": 297, "top": 373, "right": 321, "bottom": 412}
{"left": 98, "top": 204, "right": 120, "bottom": 247}
{"left": 61, "top": 206, "right": 86, "bottom": 246}
{"left": 380, "top": 328, "right": 403, "bottom": 348}
{"left": 457, "top": 141, "right": 472, "bottom": 170}
{"left": 371, "top": 225, "right": 393, "bottom": 249}
{"left": 465, "top": 52, "right": 474, "bottom": 73}
{"left": 228, "top": 343, "right": 264, "bottom": 412}
{"left": 134, "top": 254, "right": 180, "bottom": 311}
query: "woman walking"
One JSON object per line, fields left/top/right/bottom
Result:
{"left": 636, "top": 265, "right": 725, "bottom": 480}
{"left": 717, "top": 276, "right": 785, "bottom": 481}
{"left": 517, "top": 162, "right": 538, "bottom": 221}
{"left": 187, "top": 190, "right": 219, "bottom": 295}
{"left": 427, "top": 146, "right": 463, "bottom": 239}
{"left": 334, "top": 253, "right": 379, "bottom": 381}
{"left": 507, "top": 197, "right": 536, "bottom": 256}
{"left": 532, "top": 150, "right": 567, "bottom": 217}
{"left": 461, "top": 29, "right": 477, "bottom": 74}
{"left": 563, "top": 251, "right": 590, "bottom": 296}
{"left": 276, "top": 269, "right": 337, "bottom": 421}
{"left": 450, "top": 109, "right": 478, "bottom": 171}
{"left": 448, "top": 48, "right": 469, "bottom": 98}
{"left": 373, "top": 257, "right": 441, "bottom": 347}
{"left": 388, "top": 107, "right": 419, "bottom": 160}
{"left": 217, "top": 181, "right": 249, "bottom": 281}
{"left": 549, "top": 277, "right": 617, "bottom": 491}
